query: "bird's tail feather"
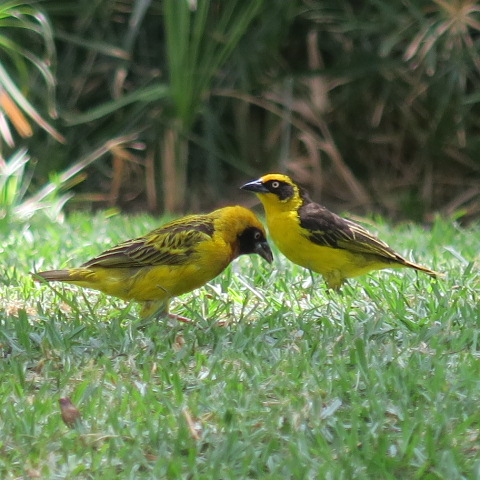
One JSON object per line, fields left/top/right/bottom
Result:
{"left": 34, "top": 269, "right": 81, "bottom": 282}
{"left": 402, "top": 260, "right": 442, "bottom": 279}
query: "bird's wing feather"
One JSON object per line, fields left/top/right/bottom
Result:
{"left": 298, "top": 202, "right": 399, "bottom": 260}
{"left": 82, "top": 216, "right": 215, "bottom": 268}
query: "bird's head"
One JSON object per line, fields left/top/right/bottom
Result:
{"left": 216, "top": 206, "right": 273, "bottom": 264}
{"left": 240, "top": 173, "right": 304, "bottom": 212}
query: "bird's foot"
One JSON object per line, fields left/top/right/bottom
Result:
{"left": 167, "top": 313, "right": 193, "bottom": 324}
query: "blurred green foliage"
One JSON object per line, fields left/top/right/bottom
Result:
{"left": 0, "top": 0, "right": 479, "bottom": 220}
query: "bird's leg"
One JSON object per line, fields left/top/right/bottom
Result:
{"left": 324, "top": 270, "right": 345, "bottom": 292}
{"left": 140, "top": 300, "right": 167, "bottom": 319}
{"left": 140, "top": 300, "right": 193, "bottom": 324}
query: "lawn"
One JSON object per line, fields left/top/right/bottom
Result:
{"left": 1, "top": 212, "right": 479, "bottom": 479}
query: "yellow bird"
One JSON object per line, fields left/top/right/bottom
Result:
{"left": 35, "top": 206, "right": 273, "bottom": 321}
{"left": 241, "top": 173, "right": 440, "bottom": 290}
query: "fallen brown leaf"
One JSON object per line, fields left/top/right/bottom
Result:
{"left": 59, "top": 397, "right": 82, "bottom": 429}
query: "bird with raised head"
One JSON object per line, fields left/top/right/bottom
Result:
{"left": 241, "top": 173, "right": 440, "bottom": 290}
{"left": 35, "top": 206, "right": 273, "bottom": 321}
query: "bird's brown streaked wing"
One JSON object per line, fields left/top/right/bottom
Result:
{"left": 299, "top": 202, "right": 399, "bottom": 260}
{"left": 336, "top": 220, "right": 400, "bottom": 260}
{"left": 82, "top": 217, "right": 215, "bottom": 268}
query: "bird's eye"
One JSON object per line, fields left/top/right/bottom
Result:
{"left": 271, "top": 181, "right": 280, "bottom": 189}
{"left": 254, "top": 231, "right": 262, "bottom": 240}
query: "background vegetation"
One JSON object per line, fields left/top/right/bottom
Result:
{"left": 1, "top": 0, "right": 479, "bottom": 220}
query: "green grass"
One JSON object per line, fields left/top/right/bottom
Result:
{"left": 1, "top": 213, "right": 479, "bottom": 479}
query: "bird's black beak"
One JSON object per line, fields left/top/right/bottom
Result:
{"left": 254, "top": 240, "right": 274, "bottom": 264}
{"left": 240, "top": 179, "right": 270, "bottom": 194}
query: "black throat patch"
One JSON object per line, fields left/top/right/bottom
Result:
{"left": 237, "top": 226, "right": 264, "bottom": 255}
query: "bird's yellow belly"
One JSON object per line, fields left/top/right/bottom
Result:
{"left": 68, "top": 246, "right": 231, "bottom": 302}
{"left": 268, "top": 214, "right": 386, "bottom": 280}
